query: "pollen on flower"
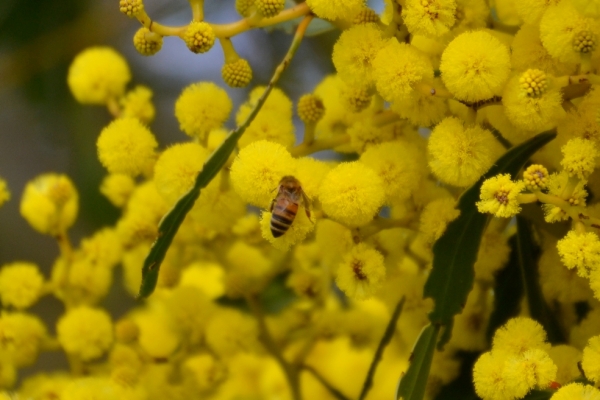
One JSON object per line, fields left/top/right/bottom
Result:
{"left": 319, "top": 161, "right": 385, "bottom": 227}
{"left": 556, "top": 230, "right": 600, "bottom": 278}
{"left": 561, "top": 138, "right": 598, "bottom": 179}
{"left": 184, "top": 21, "right": 216, "bottom": 54}
{"left": 0, "top": 262, "right": 44, "bottom": 310}
{"left": 440, "top": 30, "right": 511, "bottom": 102}
{"left": 230, "top": 140, "right": 296, "bottom": 208}
{"left": 56, "top": 306, "right": 113, "bottom": 361}
{"left": 402, "top": 0, "right": 456, "bottom": 37}
{"left": 97, "top": 117, "right": 158, "bottom": 177}
{"left": 523, "top": 164, "right": 549, "bottom": 191}
{"left": 476, "top": 174, "right": 526, "bottom": 218}
{"left": 335, "top": 243, "right": 385, "bottom": 300}
{"left": 20, "top": 173, "right": 79, "bottom": 236}
{"left": 175, "top": 82, "right": 232, "bottom": 141}
{"left": 133, "top": 27, "right": 162, "bottom": 56}
{"left": 222, "top": 58, "right": 253, "bottom": 88}
{"left": 492, "top": 317, "right": 550, "bottom": 355}
{"left": 67, "top": 47, "right": 131, "bottom": 105}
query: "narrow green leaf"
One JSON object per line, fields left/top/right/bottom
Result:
{"left": 485, "top": 234, "right": 525, "bottom": 342}
{"left": 359, "top": 297, "right": 405, "bottom": 400}
{"left": 396, "top": 324, "right": 440, "bottom": 400}
{"left": 424, "top": 132, "right": 556, "bottom": 334}
{"left": 516, "top": 216, "right": 566, "bottom": 343}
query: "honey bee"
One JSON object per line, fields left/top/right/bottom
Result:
{"left": 269, "top": 176, "right": 311, "bottom": 238}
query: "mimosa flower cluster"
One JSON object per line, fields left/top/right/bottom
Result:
{"left": 3, "top": 0, "right": 600, "bottom": 399}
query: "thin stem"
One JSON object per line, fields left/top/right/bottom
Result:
{"left": 371, "top": 109, "right": 400, "bottom": 127}
{"left": 189, "top": 0, "right": 204, "bottom": 22}
{"left": 302, "top": 121, "right": 316, "bottom": 146}
{"left": 533, "top": 190, "right": 600, "bottom": 230}
{"left": 106, "top": 97, "right": 121, "bottom": 118}
{"left": 290, "top": 134, "right": 350, "bottom": 157}
{"left": 136, "top": 9, "right": 188, "bottom": 36}
{"left": 219, "top": 37, "right": 239, "bottom": 64}
{"left": 356, "top": 217, "right": 413, "bottom": 239}
{"left": 302, "top": 365, "right": 351, "bottom": 400}
{"left": 555, "top": 73, "right": 600, "bottom": 88}
{"left": 211, "top": 2, "right": 311, "bottom": 38}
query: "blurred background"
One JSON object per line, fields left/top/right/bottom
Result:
{"left": 0, "top": 0, "right": 382, "bottom": 376}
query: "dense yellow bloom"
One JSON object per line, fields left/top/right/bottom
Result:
{"left": 573, "top": 0, "right": 600, "bottom": 17}
{"left": 0, "top": 262, "right": 44, "bottom": 309}
{"left": 222, "top": 58, "right": 253, "bottom": 88}
{"left": 390, "top": 78, "right": 449, "bottom": 127}
{"left": 255, "top": 0, "right": 285, "bottom": 17}
{"left": 582, "top": 335, "right": 600, "bottom": 384}
{"left": 20, "top": 173, "right": 79, "bottom": 236}
{"left": 205, "top": 308, "right": 261, "bottom": 358}
{"left": 514, "top": 0, "right": 559, "bottom": 25}
{"left": 0, "top": 312, "right": 47, "bottom": 367}
{"left": 335, "top": 243, "right": 385, "bottom": 300}
{"left": 153, "top": 142, "right": 209, "bottom": 205}
{"left": 120, "top": 85, "right": 155, "bottom": 123}
{"left": 166, "top": 286, "right": 214, "bottom": 346}
{"left": 97, "top": 118, "right": 158, "bottom": 177}
{"left": 332, "top": 23, "right": 385, "bottom": 87}
{"left": 319, "top": 161, "right": 385, "bottom": 227}
{"left": 523, "top": 164, "right": 549, "bottom": 191}
{"left": 179, "top": 262, "right": 225, "bottom": 299}
{"left": 492, "top": 317, "right": 550, "bottom": 355}
{"left": 297, "top": 94, "right": 325, "bottom": 124}
{"left": 340, "top": 84, "right": 372, "bottom": 113}
{"left": 540, "top": 1, "right": 600, "bottom": 64}
{"left": 184, "top": 21, "right": 215, "bottom": 53}
{"left": 230, "top": 140, "right": 296, "bottom": 208}
{"left": 260, "top": 208, "right": 314, "bottom": 251}
{"left": 372, "top": 39, "right": 433, "bottom": 103}
{"left": 119, "top": 0, "right": 143, "bottom": 17}
{"left": 428, "top": 117, "right": 501, "bottom": 187}
{"left": 503, "top": 349, "right": 557, "bottom": 396}
{"left": 133, "top": 306, "right": 180, "bottom": 358}
{"left": 360, "top": 140, "right": 424, "bottom": 203}
{"left": 67, "top": 47, "right": 131, "bottom": 104}
{"left": 551, "top": 383, "right": 600, "bottom": 400}
{"left": 473, "top": 351, "right": 512, "bottom": 400}
{"left": 183, "top": 353, "right": 226, "bottom": 392}
{"left": 542, "top": 172, "right": 588, "bottom": 223}
{"left": 56, "top": 306, "right": 113, "bottom": 361}
{"left": 402, "top": 0, "right": 456, "bottom": 37}
{"left": 62, "top": 377, "right": 118, "bottom": 400}
{"left": 548, "top": 345, "right": 582, "bottom": 385}
{"left": 556, "top": 230, "right": 600, "bottom": 278}
{"left": 419, "top": 197, "right": 460, "bottom": 244}
{"left": 175, "top": 82, "right": 232, "bottom": 140}
{"left": 561, "top": 138, "right": 598, "bottom": 179}
{"left": 100, "top": 174, "right": 136, "bottom": 207}
{"left": 440, "top": 31, "right": 511, "bottom": 102}
{"left": 477, "top": 174, "right": 526, "bottom": 218}
{"left": 305, "top": 0, "right": 365, "bottom": 21}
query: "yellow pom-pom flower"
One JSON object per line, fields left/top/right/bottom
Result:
{"left": 572, "top": 0, "right": 600, "bottom": 17}
{"left": 20, "top": 173, "right": 78, "bottom": 236}
{"left": 205, "top": 308, "right": 260, "bottom": 358}
{"left": 97, "top": 118, "right": 158, "bottom": 176}
{"left": 120, "top": 85, "right": 155, "bottom": 124}
{"left": 353, "top": 7, "right": 380, "bottom": 24}
{"left": 0, "top": 262, "right": 44, "bottom": 309}
{"left": 62, "top": 377, "right": 118, "bottom": 400}
{"left": 67, "top": 47, "right": 131, "bottom": 105}
{"left": 514, "top": 0, "right": 559, "bottom": 25}
{"left": 222, "top": 58, "right": 253, "bottom": 88}
{"left": 582, "top": 335, "right": 600, "bottom": 384}
{"left": 440, "top": 30, "right": 511, "bottom": 102}
{"left": 255, "top": 0, "right": 285, "bottom": 18}
{"left": 360, "top": 140, "right": 424, "bottom": 203}
{"left": 0, "top": 312, "right": 47, "bottom": 367}
{"left": 235, "top": 86, "right": 295, "bottom": 149}
{"left": 297, "top": 94, "right": 325, "bottom": 124}
{"left": 561, "top": 138, "right": 598, "bottom": 179}
{"left": 551, "top": 383, "right": 600, "bottom": 400}
{"left": 341, "top": 84, "right": 372, "bottom": 113}
{"left": 133, "top": 27, "right": 162, "bottom": 56}
{"left": 100, "top": 174, "right": 136, "bottom": 208}
{"left": 56, "top": 306, "right": 113, "bottom": 361}
{"left": 236, "top": 0, "right": 256, "bottom": 17}
{"left": 428, "top": 117, "right": 501, "bottom": 187}
{"left": 119, "top": 0, "right": 143, "bottom": 17}
{"left": 153, "top": 142, "right": 210, "bottom": 206}
{"left": 503, "top": 349, "right": 558, "bottom": 396}
{"left": 402, "top": 0, "right": 456, "bottom": 37}
{"left": 390, "top": 78, "right": 449, "bottom": 127}
{"left": 542, "top": 172, "right": 588, "bottom": 223}
{"left": 503, "top": 71, "right": 565, "bottom": 133}
{"left": 332, "top": 24, "right": 385, "bottom": 87}
{"left": 540, "top": 1, "right": 599, "bottom": 64}
{"left": 319, "top": 162, "right": 385, "bottom": 227}
{"left": 493, "top": 317, "right": 550, "bottom": 355}
{"left": 184, "top": 21, "right": 215, "bottom": 54}
{"left": 476, "top": 174, "right": 526, "bottom": 218}
{"left": 175, "top": 82, "right": 232, "bottom": 141}
{"left": 523, "top": 164, "right": 550, "bottom": 191}
{"left": 306, "top": 0, "right": 365, "bottom": 21}
{"left": 556, "top": 230, "right": 600, "bottom": 278}
{"left": 335, "top": 243, "right": 385, "bottom": 300}
{"left": 230, "top": 140, "right": 296, "bottom": 208}
{"left": 372, "top": 39, "right": 433, "bottom": 103}
{"left": 419, "top": 197, "right": 460, "bottom": 244}
{"left": 0, "top": 178, "right": 9, "bottom": 208}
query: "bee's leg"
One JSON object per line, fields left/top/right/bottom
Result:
{"left": 269, "top": 198, "right": 276, "bottom": 212}
{"left": 301, "top": 191, "right": 313, "bottom": 223}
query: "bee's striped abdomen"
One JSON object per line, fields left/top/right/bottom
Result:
{"left": 270, "top": 202, "right": 298, "bottom": 238}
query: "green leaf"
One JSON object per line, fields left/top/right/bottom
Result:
{"left": 424, "top": 131, "right": 556, "bottom": 338}
{"left": 516, "top": 216, "right": 566, "bottom": 343}
{"left": 485, "top": 234, "right": 525, "bottom": 342}
{"left": 396, "top": 324, "right": 440, "bottom": 400}
{"left": 359, "top": 297, "right": 405, "bottom": 400}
